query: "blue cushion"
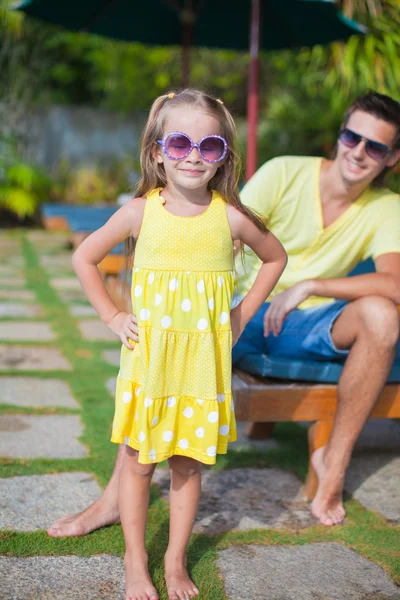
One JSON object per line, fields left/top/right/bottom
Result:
{"left": 236, "top": 258, "right": 400, "bottom": 383}
{"left": 237, "top": 353, "right": 400, "bottom": 384}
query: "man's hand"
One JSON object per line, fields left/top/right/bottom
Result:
{"left": 264, "top": 281, "right": 314, "bottom": 337}
{"left": 230, "top": 305, "right": 247, "bottom": 347}
{"left": 107, "top": 311, "right": 138, "bottom": 349}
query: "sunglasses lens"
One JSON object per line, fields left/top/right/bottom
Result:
{"left": 199, "top": 136, "right": 225, "bottom": 161}
{"left": 340, "top": 128, "right": 360, "bottom": 148}
{"left": 366, "top": 141, "right": 389, "bottom": 161}
{"left": 165, "top": 134, "right": 191, "bottom": 158}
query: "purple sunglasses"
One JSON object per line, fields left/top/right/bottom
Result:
{"left": 157, "top": 131, "right": 228, "bottom": 163}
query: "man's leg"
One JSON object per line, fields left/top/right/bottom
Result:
{"left": 311, "top": 296, "right": 399, "bottom": 525}
{"left": 47, "top": 443, "right": 125, "bottom": 537}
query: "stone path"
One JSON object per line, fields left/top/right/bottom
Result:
{"left": 217, "top": 543, "right": 400, "bottom": 600}
{"left": 1, "top": 230, "right": 399, "bottom": 600}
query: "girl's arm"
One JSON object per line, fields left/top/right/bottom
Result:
{"left": 227, "top": 205, "right": 287, "bottom": 344}
{"left": 72, "top": 197, "right": 146, "bottom": 349}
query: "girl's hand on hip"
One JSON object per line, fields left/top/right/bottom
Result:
{"left": 107, "top": 311, "right": 138, "bottom": 349}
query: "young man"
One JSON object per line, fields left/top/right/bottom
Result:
{"left": 48, "top": 91, "right": 400, "bottom": 536}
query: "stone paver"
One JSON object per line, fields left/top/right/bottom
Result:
{"left": 0, "top": 555, "right": 125, "bottom": 599}
{"left": 58, "top": 289, "right": 89, "bottom": 302}
{"left": 0, "top": 414, "right": 87, "bottom": 458}
{"left": 0, "top": 303, "right": 43, "bottom": 318}
{"left": 0, "top": 321, "right": 55, "bottom": 341}
{"left": 345, "top": 454, "right": 400, "bottom": 524}
{"left": 217, "top": 543, "right": 400, "bottom": 600}
{"left": 40, "top": 255, "right": 73, "bottom": 268}
{"left": 102, "top": 349, "right": 120, "bottom": 366}
{"left": 0, "top": 266, "right": 23, "bottom": 276}
{"left": 153, "top": 467, "right": 313, "bottom": 533}
{"left": 0, "top": 289, "right": 35, "bottom": 301}
{"left": 0, "top": 345, "right": 70, "bottom": 370}
{"left": 106, "top": 377, "right": 117, "bottom": 395}
{"left": 0, "top": 277, "right": 26, "bottom": 287}
{"left": 51, "top": 277, "right": 82, "bottom": 290}
{"left": 79, "top": 319, "right": 118, "bottom": 341}
{"left": 0, "top": 472, "right": 102, "bottom": 531}
{"left": 0, "top": 377, "right": 78, "bottom": 408}
{"left": 69, "top": 304, "right": 98, "bottom": 317}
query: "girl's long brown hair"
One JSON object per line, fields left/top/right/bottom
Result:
{"left": 124, "top": 89, "right": 268, "bottom": 277}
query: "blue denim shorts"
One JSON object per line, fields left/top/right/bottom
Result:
{"left": 232, "top": 300, "right": 350, "bottom": 365}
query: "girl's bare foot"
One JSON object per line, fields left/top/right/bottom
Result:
{"left": 164, "top": 554, "right": 199, "bottom": 600}
{"left": 310, "top": 446, "right": 346, "bottom": 526}
{"left": 125, "top": 552, "right": 158, "bottom": 600}
{"left": 47, "top": 498, "right": 120, "bottom": 538}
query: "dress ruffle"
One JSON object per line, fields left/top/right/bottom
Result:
{"left": 111, "top": 377, "right": 236, "bottom": 465}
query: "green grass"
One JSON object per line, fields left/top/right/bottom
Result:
{"left": 0, "top": 230, "right": 399, "bottom": 599}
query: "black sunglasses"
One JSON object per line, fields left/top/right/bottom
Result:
{"left": 338, "top": 127, "right": 391, "bottom": 161}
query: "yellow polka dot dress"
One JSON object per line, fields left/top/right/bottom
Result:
{"left": 111, "top": 188, "right": 237, "bottom": 464}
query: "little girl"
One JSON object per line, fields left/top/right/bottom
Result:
{"left": 72, "top": 89, "right": 286, "bottom": 600}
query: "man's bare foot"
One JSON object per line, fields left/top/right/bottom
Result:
{"left": 164, "top": 554, "right": 199, "bottom": 600}
{"left": 310, "top": 446, "right": 346, "bottom": 526}
{"left": 47, "top": 497, "right": 120, "bottom": 538}
{"left": 125, "top": 552, "right": 158, "bottom": 600}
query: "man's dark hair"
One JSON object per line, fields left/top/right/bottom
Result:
{"left": 339, "top": 91, "right": 400, "bottom": 187}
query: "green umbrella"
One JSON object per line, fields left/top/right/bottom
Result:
{"left": 15, "top": 0, "right": 364, "bottom": 177}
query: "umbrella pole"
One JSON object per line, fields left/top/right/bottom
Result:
{"left": 181, "top": 1, "right": 195, "bottom": 87}
{"left": 246, "top": 0, "right": 260, "bottom": 181}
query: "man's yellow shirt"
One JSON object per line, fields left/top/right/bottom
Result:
{"left": 235, "top": 156, "right": 400, "bottom": 309}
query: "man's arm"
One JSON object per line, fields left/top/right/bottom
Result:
{"left": 264, "top": 253, "right": 400, "bottom": 337}
{"left": 307, "top": 253, "right": 400, "bottom": 305}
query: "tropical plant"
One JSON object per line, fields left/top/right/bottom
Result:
{"left": 0, "top": 161, "right": 50, "bottom": 219}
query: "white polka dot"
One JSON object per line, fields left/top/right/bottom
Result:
{"left": 134, "top": 285, "right": 142, "bottom": 297}
{"left": 218, "top": 276, "right": 223, "bottom": 287}
{"left": 144, "top": 397, "right": 153, "bottom": 408}
{"left": 178, "top": 438, "right": 189, "bottom": 449}
{"left": 151, "top": 415, "right": 159, "bottom": 427}
{"left": 181, "top": 299, "right": 192, "bottom": 312}
{"left": 163, "top": 430, "right": 173, "bottom": 442}
{"left": 197, "top": 398, "right": 204, "bottom": 405}
{"left": 208, "top": 297, "right": 214, "bottom": 310}
{"left": 155, "top": 293, "right": 163, "bottom": 306}
{"left": 207, "top": 446, "right": 217, "bottom": 457}
{"left": 208, "top": 411, "right": 218, "bottom": 423}
{"left": 135, "top": 386, "right": 142, "bottom": 396}
{"left": 186, "top": 270, "right": 191, "bottom": 274}
{"left": 124, "top": 436, "right": 130, "bottom": 445}
{"left": 122, "top": 391, "right": 132, "bottom": 404}
{"left": 183, "top": 407, "right": 194, "bottom": 418}
{"left": 217, "top": 394, "right": 225, "bottom": 403}
{"left": 197, "top": 279, "right": 205, "bottom": 293}
{"left": 219, "top": 425, "right": 229, "bottom": 435}
{"left": 197, "top": 318, "right": 208, "bottom": 331}
{"left": 167, "top": 396, "right": 176, "bottom": 408}
{"left": 219, "top": 312, "right": 229, "bottom": 324}
{"left": 195, "top": 427, "right": 205, "bottom": 438}
{"left": 134, "top": 267, "right": 140, "bottom": 272}
{"left": 161, "top": 315, "right": 172, "bottom": 328}
{"left": 135, "top": 411, "right": 139, "bottom": 420}
{"left": 138, "top": 431, "right": 145, "bottom": 442}
{"left": 148, "top": 272, "right": 155, "bottom": 284}
{"left": 149, "top": 449, "right": 156, "bottom": 461}
{"left": 140, "top": 308, "right": 150, "bottom": 321}
{"left": 169, "top": 278, "right": 178, "bottom": 291}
